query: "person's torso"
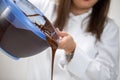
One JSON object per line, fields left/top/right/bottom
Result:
{"left": 27, "top": 0, "right": 99, "bottom": 80}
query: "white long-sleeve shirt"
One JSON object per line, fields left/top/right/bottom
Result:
{"left": 27, "top": 0, "right": 119, "bottom": 80}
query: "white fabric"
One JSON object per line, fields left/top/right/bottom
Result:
{"left": 27, "top": 0, "right": 119, "bottom": 80}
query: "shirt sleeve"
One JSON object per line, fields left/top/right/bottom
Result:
{"left": 62, "top": 19, "right": 119, "bottom": 80}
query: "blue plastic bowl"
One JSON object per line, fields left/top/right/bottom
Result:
{"left": 0, "top": 0, "right": 59, "bottom": 59}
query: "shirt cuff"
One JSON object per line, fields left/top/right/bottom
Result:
{"left": 66, "top": 44, "right": 92, "bottom": 77}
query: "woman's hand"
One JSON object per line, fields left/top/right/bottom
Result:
{"left": 56, "top": 28, "right": 76, "bottom": 55}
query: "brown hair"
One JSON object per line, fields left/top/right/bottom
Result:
{"left": 54, "top": 0, "right": 111, "bottom": 40}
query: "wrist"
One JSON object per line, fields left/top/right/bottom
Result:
{"left": 66, "top": 43, "right": 76, "bottom": 62}
{"left": 66, "top": 53, "right": 74, "bottom": 62}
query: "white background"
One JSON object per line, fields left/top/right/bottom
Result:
{"left": 0, "top": 0, "right": 120, "bottom": 80}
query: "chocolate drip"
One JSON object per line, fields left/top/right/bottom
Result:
{"left": 35, "top": 16, "right": 58, "bottom": 80}
{"left": 41, "top": 17, "right": 58, "bottom": 80}
{"left": 46, "top": 36, "right": 58, "bottom": 80}
{"left": 23, "top": 12, "right": 58, "bottom": 80}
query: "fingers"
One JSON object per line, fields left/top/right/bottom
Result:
{"left": 55, "top": 28, "right": 76, "bottom": 54}
{"left": 56, "top": 28, "right": 68, "bottom": 37}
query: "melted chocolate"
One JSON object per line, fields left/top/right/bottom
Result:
{"left": 46, "top": 35, "right": 58, "bottom": 80}
{"left": 34, "top": 15, "right": 58, "bottom": 80}
{"left": 26, "top": 13, "right": 58, "bottom": 80}
{"left": 0, "top": 18, "right": 9, "bottom": 41}
{"left": 38, "top": 17, "right": 58, "bottom": 80}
